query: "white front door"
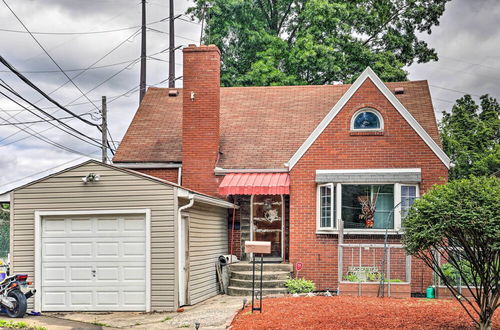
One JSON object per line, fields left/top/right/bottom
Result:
{"left": 40, "top": 214, "right": 147, "bottom": 311}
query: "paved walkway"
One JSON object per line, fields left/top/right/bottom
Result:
{"left": 0, "top": 314, "right": 101, "bottom": 329}
{"left": 4, "top": 295, "right": 243, "bottom": 329}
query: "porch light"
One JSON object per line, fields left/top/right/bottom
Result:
{"left": 195, "top": 321, "right": 200, "bottom": 329}
{"left": 82, "top": 173, "right": 100, "bottom": 184}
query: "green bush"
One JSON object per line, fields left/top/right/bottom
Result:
{"left": 284, "top": 277, "right": 315, "bottom": 294}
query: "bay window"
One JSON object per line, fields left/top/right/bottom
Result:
{"left": 316, "top": 182, "right": 419, "bottom": 233}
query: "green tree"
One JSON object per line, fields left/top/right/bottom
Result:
{"left": 440, "top": 95, "right": 500, "bottom": 180}
{"left": 403, "top": 177, "right": 500, "bottom": 330}
{"left": 188, "top": 0, "right": 450, "bottom": 86}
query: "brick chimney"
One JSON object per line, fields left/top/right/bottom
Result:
{"left": 182, "top": 44, "right": 221, "bottom": 196}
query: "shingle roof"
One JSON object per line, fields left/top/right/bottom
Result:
{"left": 113, "top": 81, "right": 441, "bottom": 169}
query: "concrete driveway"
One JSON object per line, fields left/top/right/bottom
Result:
{"left": 0, "top": 295, "right": 243, "bottom": 330}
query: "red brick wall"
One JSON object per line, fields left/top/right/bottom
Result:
{"left": 182, "top": 45, "right": 221, "bottom": 196}
{"left": 134, "top": 168, "right": 179, "bottom": 183}
{"left": 289, "top": 78, "right": 448, "bottom": 293}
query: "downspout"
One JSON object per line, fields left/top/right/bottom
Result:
{"left": 229, "top": 196, "right": 238, "bottom": 263}
{"left": 177, "top": 193, "right": 194, "bottom": 306}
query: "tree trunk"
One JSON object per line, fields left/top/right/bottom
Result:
{"left": 479, "top": 313, "right": 492, "bottom": 330}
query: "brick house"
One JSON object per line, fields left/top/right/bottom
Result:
{"left": 114, "top": 44, "right": 449, "bottom": 295}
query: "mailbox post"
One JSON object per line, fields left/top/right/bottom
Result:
{"left": 244, "top": 241, "right": 271, "bottom": 313}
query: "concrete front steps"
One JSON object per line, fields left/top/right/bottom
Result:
{"left": 227, "top": 263, "right": 293, "bottom": 296}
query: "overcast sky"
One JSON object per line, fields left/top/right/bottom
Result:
{"left": 0, "top": 0, "right": 499, "bottom": 194}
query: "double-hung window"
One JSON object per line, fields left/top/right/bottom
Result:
{"left": 400, "top": 185, "right": 418, "bottom": 219}
{"left": 317, "top": 183, "right": 335, "bottom": 230}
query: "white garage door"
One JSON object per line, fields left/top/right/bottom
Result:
{"left": 41, "top": 213, "right": 147, "bottom": 311}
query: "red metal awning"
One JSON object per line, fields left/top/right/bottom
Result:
{"left": 219, "top": 173, "right": 290, "bottom": 195}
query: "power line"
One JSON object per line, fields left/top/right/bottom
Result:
{"left": 430, "top": 85, "right": 482, "bottom": 98}
{"left": 440, "top": 56, "right": 500, "bottom": 72}
{"left": 0, "top": 84, "right": 139, "bottom": 148}
{"left": 0, "top": 85, "right": 103, "bottom": 148}
{"left": 2, "top": 0, "right": 103, "bottom": 114}
{"left": 147, "top": 28, "right": 199, "bottom": 43}
{"left": 0, "top": 156, "right": 94, "bottom": 191}
{"left": 0, "top": 114, "right": 82, "bottom": 126}
{"left": 0, "top": 110, "right": 99, "bottom": 157}
{"left": 0, "top": 59, "right": 138, "bottom": 74}
{"left": 0, "top": 55, "right": 101, "bottom": 128}
{"left": 0, "top": 18, "right": 167, "bottom": 35}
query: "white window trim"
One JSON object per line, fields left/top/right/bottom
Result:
{"left": 316, "top": 183, "right": 335, "bottom": 232}
{"left": 398, "top": 183, "right": 420, "bottom": 226}
{"left": 350, "top": 108, "right": 384, "bottom": 131}
{"left": 34, "top": 209, "right": 152, "bottom": 313}
{"left": 316, "top": 183, "right": 420, "bottom": 235}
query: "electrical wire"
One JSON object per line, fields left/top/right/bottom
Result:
{"left": 0, "top": 84, "right": 139, "bottom": 148}
{"left": 2, "top": 0, "right": 104, "bottom": 114}
{"left": 0, "top": 114, "right": 83, "bottom": 126}
{"left": 0, "top": 59, "right": 138, "bottom": 74}
{"left": 0, "top": 56, "right": 101, "bottom": 128}
{"left": 0, "top": 156, "right": 95, "bottom": 191}
{"left": 430, "top": 85, "right": 482, "bottom": 98}
{"left": 0, "top": 83, "right": 103, "bottom": 147}
{"left": 0, "top": 111, "right": 99, "bottom": 157}
{"left": 0, "top": 18, "right": 166, "bottom": 35}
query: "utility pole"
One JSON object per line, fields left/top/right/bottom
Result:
{"left": 101, "top": 96, "right": 107, "bottom": 163}
{"left": 139, "top": 0, "right": 147, "bottom": 102}
{"left": 168, "top": 0, "right": 175, "bottom": 88}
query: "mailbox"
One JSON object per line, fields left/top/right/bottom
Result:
{"left": 245, "top": 241, "right": 271, "bottom": 254}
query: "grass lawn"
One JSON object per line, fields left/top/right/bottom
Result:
{"left": 230, "top": 296, "right": 499, "bottom": 329}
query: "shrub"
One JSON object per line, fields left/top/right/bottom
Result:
{"left": 285, "top": 278, "right": 315, "bottom": 294}
{"left": 403, "top": 176, "right": 499, "bottom": 330}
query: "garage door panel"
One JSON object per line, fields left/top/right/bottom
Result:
{"left": 41, "top": 214, "right": 146, "bottom": 311}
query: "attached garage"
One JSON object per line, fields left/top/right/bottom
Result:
{"left": 9, "top": 160, "right": 234, "bottom": 312}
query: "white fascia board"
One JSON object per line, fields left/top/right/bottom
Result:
{"left": 287, "top": 67, "right": 451, "bottom": 169}
{"left": 316, "top": 168, "right": 421, "bottom": 174}
{"left": 0, "top": 193, "right": 10, "bottom": 203}
{"left": 114, "top": 162, "right": 182, "bottom": 169}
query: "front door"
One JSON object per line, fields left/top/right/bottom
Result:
{"left": 251, "top": 195, "right": 284, "bottom": 259}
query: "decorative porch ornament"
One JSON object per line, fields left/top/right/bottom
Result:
{"left": 357, "top": 189, "right": 380, "bottom": 228}
{"left": 264, "top": 208, "right": 280, "bottom": 223}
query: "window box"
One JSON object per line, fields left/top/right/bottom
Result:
{"left": 339, "top": 281, "right": 411, "bottom": 298}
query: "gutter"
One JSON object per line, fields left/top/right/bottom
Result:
{"left": 177, "top": 188, "right": 237, "bottom": 209}
{"left": 214, "top": 167, "right": 288, "bottom": 176}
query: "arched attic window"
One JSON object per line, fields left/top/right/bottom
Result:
{"left": 351, "top": 108, "right": 384, "bottom": 131}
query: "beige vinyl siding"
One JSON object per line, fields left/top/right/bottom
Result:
{"left": 187, "top": 202, "right": 228, "bottom": 305}
{"left": 11, "top": 162, "right": 176, "bottom": 311}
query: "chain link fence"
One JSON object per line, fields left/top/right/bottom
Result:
{"left": 0, "top": 209, "right": 9, "bottom": 262}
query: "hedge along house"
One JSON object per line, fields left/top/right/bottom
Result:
{"left": 8, "top": 160, "right": 235, "bottom": 312}
{"left": 113, "top": 45, "right": 450, "bottom": 295}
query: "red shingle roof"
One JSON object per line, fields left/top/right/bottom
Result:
{"left": 113, "top": 81, "right": 441, "bottom": 169}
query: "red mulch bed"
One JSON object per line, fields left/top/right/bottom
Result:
{"left": 230, "top": 296, "right": 499, "bottom": 329}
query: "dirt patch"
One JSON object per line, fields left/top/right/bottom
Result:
{"left": 230, "top": 296, "right": 499, "bottom": 329}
